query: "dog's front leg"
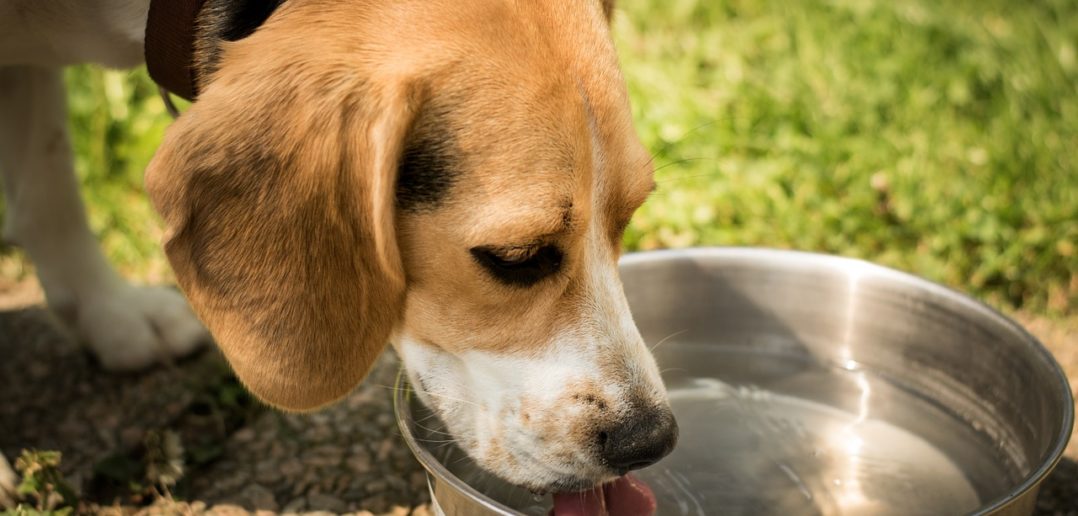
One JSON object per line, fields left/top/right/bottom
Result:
{"left": 0, "top": 65, "right": 208, "bottom": 369}
{"left": 0, "top": 452, "right": 14, "bottom": 509}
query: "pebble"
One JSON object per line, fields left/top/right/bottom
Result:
{"left": 281, "top": 497, "right": 307, "bottom": 513}
{"left": 382, "top": 506, "right": 410, "bottom": 516}
{"left": 409, "top": 472, "right": 427, "bottom": 488}
{"left": 346, "top": 453, "right": 371, "bottom": 475}
{"left": 255, "top": 460, "right": 284, "bottom": 484}
{"left": 375, "top": 440, "right": 395, "bottom": 462}
{"left": 375, "top": 414, "right": 394, "bottom": 428}
{"left": 208, "top": 504, "right": 250, "bottom": 516}
{"left": 304, "top": 425, "right": 334, "bottom": 443}
{"left": 119, "top": 426, "right": 144, "bottom": 448}
{"left": 386, "top": 477, "right": 407, "bottom": 492}
{"left": 306, "top": 493, "right": 347, "bottom": 513}
{"left": 237, "top": 484, "right": 279, "bottom": 512}
{"left": 279, "top": 458, "right": 305, "bottom": 479}
{"left": 214, "top": 469, "right": 252, "bottom": 492}
{"left": 410, "top": 505, "right": 433, "bottom": 516}
{"left": 364, "top": 480, "right": 388, "bottom": 494}
{"left": 233, "top": 428, "right": 257, "bottom": 443}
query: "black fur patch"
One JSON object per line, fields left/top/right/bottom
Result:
{"left": 218, "top": 0, "right": 286, "bottom": 41}
{"left": 194, "top": 0, "right": 286, "bottom": 86}
{"left": 396, "top": 110, "right": 458, "bottom": 212}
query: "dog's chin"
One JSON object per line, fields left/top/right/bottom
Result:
{"left": 537, "top": 474, "right": 614, "bottom": 494}
{"left": 479, "top": 455, "right": 618, "bottom": 495}
{"left": 434, "top": 419, "right": 617, "bottom": 494}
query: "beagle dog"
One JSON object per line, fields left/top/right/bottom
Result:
{"left": 1, "top": 0, "right": 676, "bottom": 498}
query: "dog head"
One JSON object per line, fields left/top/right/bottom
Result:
{"left": 146, "top": 0, "right": 675, "bottom": 492}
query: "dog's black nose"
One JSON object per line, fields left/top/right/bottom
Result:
{"left": 598, "top": 405, "right": 678, "bottom": 472}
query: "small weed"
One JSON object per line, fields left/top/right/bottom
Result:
{"left": 7, "top": 450, "right": 76, "bottom": 514}
{"left": 0, "top": 506, "right": 72, "bottom": 516}
{"left": 87, "top": 362, "right": 261, "bottom": 505}
{"left": 143, "top": 430, "right": 184, "bottom": 493}
{"left": 88, "top": 429, "right": 185, "bottom": 505}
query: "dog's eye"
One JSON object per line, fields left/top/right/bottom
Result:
{"left": 470, "top": 245, "right": 563, "bottom": 287}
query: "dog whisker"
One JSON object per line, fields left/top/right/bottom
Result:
{"left": 418, "top": 390, "right": 482, "bottom": 409}
{"left": 649, "top": 329, "right": 689, "bottom": 352}
{"left": 415, "top": 411, "right": 446, "bottom": 426}
{"left": 654, "top": 157, "right": 713, "bottom": 174}
{"left": 654, "top": 167, "right": 730, "bottom": 186}
{"left": 411, "top": 413, "right": 454, "bottom": 432}
{"left": 370, "top": 383, "right": 483, "bottom": 409}
{"left": 415, "top": 436, "right": 459, "bottom": 445}
{"left": 412, "top": 422, "right": 456, "bottom": 438}
{"left": 636, "top": 119, "right": 723, "bottom": 170}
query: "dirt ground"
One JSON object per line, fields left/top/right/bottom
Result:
{"left": 0, "top": 276, "right": 431, "bottom": 515}
{"left": 1, "top": 276, "right": 1075, "bottom": 515}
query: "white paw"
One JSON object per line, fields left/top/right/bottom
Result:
{"left": 75, "top": 285, "right": 210, "bottom": 371}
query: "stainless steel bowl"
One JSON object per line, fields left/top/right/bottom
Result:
{"left": 395, "top": 248, "right": 1074, "bottom": 515}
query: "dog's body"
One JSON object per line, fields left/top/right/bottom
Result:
{"left": 1, "top": 0, "right": 208, "bottom": 373}
{"left": 0, "top": 1, "right": 146, "bottom": 69}
{"left": 1, "top": 0, "right": 675, "bottom": 499}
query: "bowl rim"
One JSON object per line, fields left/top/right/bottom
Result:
{"left": 393, "top": 246, "right": 1074, "bottom": 516}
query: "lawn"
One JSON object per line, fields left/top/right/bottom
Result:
{"left": 2, "top": 0, "right": 1075, "bottom": 316}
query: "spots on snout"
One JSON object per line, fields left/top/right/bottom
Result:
{"left": 483, "top": 437, "right": 520, "bottom": 471}
{"left": 516, "top": 397, "right": 541, "bottom": 438}
{"left": 563, "top": 381, "right": 620, "bottom": 451}
{"left": 572, "top": 392, "right": 608, "bottom": 411}
{"left": 515, "top": 379, "right": 619, "bottom": 457}
{"left": 480, "top": 415, "right": 520, "bottom": 470}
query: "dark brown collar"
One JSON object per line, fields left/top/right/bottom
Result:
{"left": 144, "top": 0, "right": 206, "bottom": 101}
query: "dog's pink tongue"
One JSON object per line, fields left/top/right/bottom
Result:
{"left": 551, "top": 475, "right": 656, "bottom": 516}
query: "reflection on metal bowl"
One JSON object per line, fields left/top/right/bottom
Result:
{"left": 395, "top": 248, "right": 1074, "bottom": 516}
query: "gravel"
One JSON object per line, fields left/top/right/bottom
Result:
{"left": 1, "top": 304, "right": 1076, "bottom": 515}
{"left": 0, "top": 306, "right": 429, "bottom": 514}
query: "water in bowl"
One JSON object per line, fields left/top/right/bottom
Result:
{"left": 410, "top": 341, "right": 1026, "bottom": 515}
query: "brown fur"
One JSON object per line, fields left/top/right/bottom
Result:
{"left": 146, "top": 0, "right": 654, "bottom": 411}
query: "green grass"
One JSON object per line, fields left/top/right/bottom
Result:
{"left": 63, "top": 66, "right": 177, "bottom": 283}
{"left": 1, "top": 0, "right": 1075, "bottom": 315}
{"left": 617, "top": 0, "right": 1077, "bottom": 314}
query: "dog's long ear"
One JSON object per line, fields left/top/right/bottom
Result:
{"left": 146, "top": 30, "right": 416, "bottom": 411}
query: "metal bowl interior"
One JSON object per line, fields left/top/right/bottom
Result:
{"left": 394, "top": 248, "right": 1074, "bottom": 516}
